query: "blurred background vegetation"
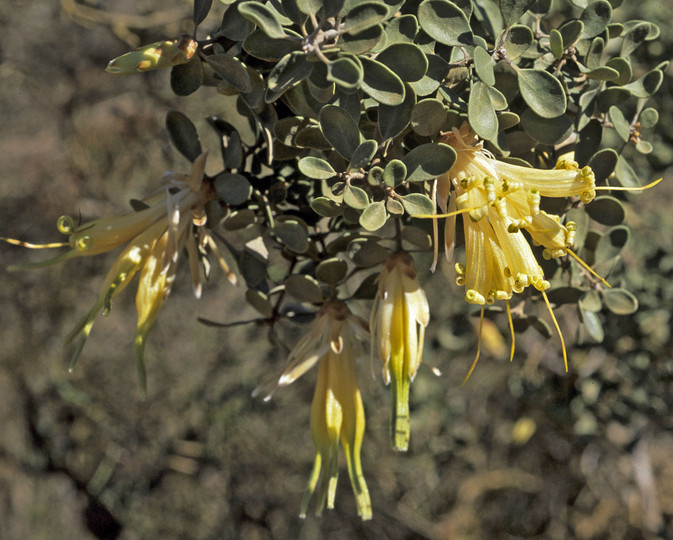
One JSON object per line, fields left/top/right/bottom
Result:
{"left": 1, "top": 0, "right": 671, "bottom": 538}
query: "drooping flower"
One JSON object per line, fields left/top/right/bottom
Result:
{"left": 276, "top": 301, "right": 372, "bottom": 520}
{"left": 3, "top": 153, "right": 235, "bottom": 396}
{"left": 106, "top": 35, "right": 198, "bottom": 75}
{"left": 435, "top": 125, "right": 598, "bottom": 376}
{"left": 370, "top": 252, "right": 429, "bottom": 452}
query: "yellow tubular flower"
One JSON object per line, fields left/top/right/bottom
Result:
{"left": 4, "top": 153, "right": 232, "bottom": 396}
{"left": 277, "top": 302, "right": 371, "bottom": 520}
{"left": 106, "top": 35, "right": 198, "bottom": 75}
{"left": 371, "top": 253, "right": 429, "bottom": 452}
{"left": 433, "top": 125, "right": 600, "bottom": 377}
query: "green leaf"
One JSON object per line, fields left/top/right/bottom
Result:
{"left": 360, "top": 56, "right": 406, "bottom": 105}
{"left": 502, "top": 24, "right": 533, "bottom": 60}
{"left": 468, "top": 81, "right": 498, "bottom": 140}
{"left": 409, "top": 54, "right": 449, "bottom": 96}
{"left": 218, "top": 4, "right": 255, "bottom": 40}
{"left": 550, "top": 29, "right": 563, "bottom": 59}
{"left": 265, "top": 52, "right": 313, "bottom": 102}
{"left": 604, "top": 57, "right": 631, "bottom": 86}
{"left": 275, "top": 220, "right": 309, "bottom": 253}
{"left": 245, "top": 289, "right": 274, "bottom": 318}
{"left": 546, "top": 286, "right": 584, "bottom": 305}
{"left": 296, "top": 0, "right": 322, "bottom": 16}
{"left": 378, "top": 83, "right": 416, "bottom": 139}
{"left": 323, "top": 0, "right": 346, "bottom": 18}
{"left": 602, "top": 288, "right": 638, "bottom": 315}
{"left": 558, "top": 19, "right": 584, "bottom": 47}
{"left": 383, "top": 160, "right": 407, "bottom": 188}
{"left": 311, "top": 197, "right": 343, "bottom": 217}
{"left": 499, "top": 0, "right": 537, "bottom": 26}
{"left": 385, "top": 14, "right": 419, "bottom": 44}
{"left": 350, "top": 139, "right": 378, "bottom": 170}
{"left": 411, "top": 98, "right": 447, "bottom": 137}
{"left": 242, "top": 30, "right": 301, "bottom": 61}
{"left": 319, "top": 105, "right": 362, "bottom": 160}
{"left": 588, "top": 148, "right": 618, "bottom": 184}
{"left": 585, "top": 196, "right": 625, "bottom": 226}
{"left": 639, "top": 107, "right": 659, "bottom": 129}
{"left": 387, "top": 198, "right": 405, "bottom": 214}
{"left": 214, "top": 172, "right": 252, "bottom": 205}
{"left": 238, "top": 2, "right": 287, "bottom": 39}
{"left": 594, "top": 225, "right": 629, "bottom": 263}
{"left": 171, "top": 56, "right": 203, "bottom": 96}
{"left": 402, "top": 143, "right": 456, "bottom": 182}
{"left": 285, "top": 274, "right": 323, "bottom": 302}
{"left": 327, "top": 57, "right": 363, "bottom": 91}
{"left": 614, "top": 154, "right": 640, "bottom": 188}
{"left": 281, "top": 0, "right": 308, "bottom": 25}
{"left": 376, "top": 43, "right": 429, "bottom": 83}
{"left": 348, "top": 239, "right": 390, "bottom": 267}
{"left": 315, "top": 258, "right": 348, "bottom": 285}
{"left": 206, "top": 54, "right": 253, "bottom": 93}
{"left": 596, "top": 87, "right": 630, "bottom": 113}
{"left": 339, "top": 24, "right": 385, "bottom": 55}
{"left": 624, "top": 69, "right": 663, "bottom": 98}
{"left": 418, "top": 0, "right": 473, "bottom": 47}
{"left": 359, "top": 201, "right": 387, "bottom": 231}
{"left": 575, "top": 119, "right": 601, "bottom": 167}
{"left": 473, "top": 46, "right": 495, "bottom": 86}
{"left": 517, "top": 69, "right": 566, "bottom": 118}
{"left": 401, "top": 193, "right": 435, "bottom": 216}
{"left": 620, "top": 22, "right": 650, "bottom": 57}
{"left": 343, "top": 2, "right": 390, "bottom": 34}
{"left": 608, "top": 106, "right": 630, "bottom": 142}
{"left": 520, "top": 109, "right": 573, "bottom": 145}
{"left": 298, "top": 156, "right": 336, "bottom": 179}
{"left": 344, "top": 185, "right": 370, "bottom": 209}
{"left": 224, "top": 209, "right": 256, "bottom": 230}
{"left": 194, "top": 0, "right": 213, "bottom": 29}
{"left": 166, "top": 111, "right": 202, "bottom": 162}
{"left": 580, "top": 0, "right": 612, "bottom": 38}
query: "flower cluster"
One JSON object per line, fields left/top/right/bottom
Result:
{"left": 5, "top": 154, "right": 234, "bottom": 396}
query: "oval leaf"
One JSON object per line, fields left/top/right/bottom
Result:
{"left": 285, "top": 274, "right": 323, "bottom": 302}
{"left": 418, "top": 0, "right": 473, "bottom": 47}
{"left": 238, "top": 2, "right": 287, "bottom": 39}
{"left": 378, "top": 83, "right": 416, "bottom": 139}
{"left": 602, "top": 288, "right": 638, "bottom": 315}
{"left": 518, "top": 69, "right": 567, "bottom": 118}
{"left": 585, "top": 196, "right": 625, "bottom": 226}
{"left": 401, "top": 193, "right": 435, "bottom": 216}
{"left": 360, "top": 56, "right": 406, "bottom": 105}
{"left": 319, "top": 105, "right": 362, "bottom": 160}
{"left": 468, "top": 81, "right": 498, "bottom": 140}
{"left": 359, "top": 201, "right": 387, "bottom": 231}
{"left": 298, "top": 156, "right": 336, "bottom": 179}
{"left": 214, "top": 172, "right": 252, "bottom": 205}
{"left": 402, "top": 143, "right": 456, "bottom": 182}
{"left": 376, "top": 42, "right": 429, "bottom": 83}
{"left": 166, "top": 111, "right": 202, "bottom": 162}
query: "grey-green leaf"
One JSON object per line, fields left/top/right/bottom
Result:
{"left": 401, "top": 193, "right": 435, "bottom": 216}
{"left": 517, "top": 69, "right": 567, "bottom": 119}
{"left": 343, "top": 2, "right": 390, "bottom": 34}
{"left": 298, "top": 156, "right": 336, "bottom": 179}
{"left": 521, "top": 109, "right": 573, "bottom": 145}
{"left": 285, "top": 274, "right": 323, "bottom": 302}
{"left": 585, "top": 196, "right": 625, "bottom": 226}
{"left": 418, "top": 0, "right": 473, "bottom": 47}
{"left": 275, "top": 221, "right": 309, "bottom": 253}
{"left": 383, "top": 159, "right": 407, "bottom": 188}
{"left": 238, "top": 2, "right": 287, "bottom": 39}
{"left": 580, "top": 0, "right": 612, "bottom": 39}
{"left": 171, "top": 57, "right": 203, "bottom": 96}
{"left": 214, "top": 172, "right": 252, "bottom": 205}
{"left": 378, "top": 83, "right": 416, "bottom": 139}
{"left": 316, "top": 258, "right": 348, "bottom": 285}
{"left": 360, "top": 56, "right": 406, "bottom": 105}
{"left": 265, "top": 52, "right": 313, "bottom": 102}
{"left": 206, "top": 54, "right": 253, "bottom": 93}
{"left": 350, "top": 139, "right": 378, "bottom": 170}
{"left": 376, "top": 43, "right": 429, "bottom": 83}
{"left": 166, "top": 111, "right": 202, "bottom": 162}
{"left": 319, "top": 105, "right": 362, "bottom": 160}
{"left": 468, "top": 81, "right": 498, "bottom": 140}
{"left": 602, "top": 288, "right": 638, "bottom": 315}
{"left": 473, "top": 46, "right": 495, "bottom": 86}
{"left": 608, "top": 106, "right": 630, "bottom": 142}
{"left": 503, "top": 24, "right": 533, "bottom": 60}
{"left": 411, "top": 98, "right": 447, "bottom": 136}
{"left": 588, "top": 148, "right": 618, "bottom": 184}
{"left": 344, "top": 185, "right": 370, "bottom": 209}
{"left": 402, "top": 143, "right": 457, "bottom": 182}
{"left": 359, "top": 201, "right": 387, "bottom": 231}
{"left": 327, "top": 57, "right": 364, "bottom": 92}
{"left": 499, "top": 0, "right": 537, "bottom": 26}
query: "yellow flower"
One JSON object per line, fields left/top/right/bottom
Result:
{"left": 106, "top": 35, "right": 198, "bottom": 75}
{"left": 370, "top": 252, "right": 429, "bottom": 452}
{"left": 4, "top": 153, "right": 236, "bottom": 396}
{"left": 277, "top": 301, "right": 371, "bottom": 521}
{"left": 434, "top": 126, "right": 597, "bottom": 376}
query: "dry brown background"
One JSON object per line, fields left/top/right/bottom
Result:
{"left": 1, "top": 1, "right": 672, "bottom": 539}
